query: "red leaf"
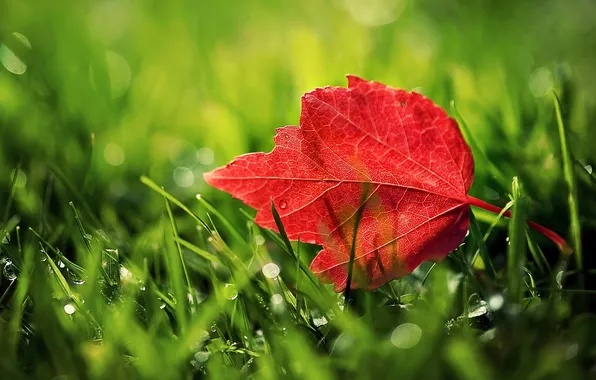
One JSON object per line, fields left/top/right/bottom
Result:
{"left": 204, "top": 76, "right": 569, "bottom": 292}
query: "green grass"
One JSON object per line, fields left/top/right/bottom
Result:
{"left": 1, "top": 1, "right": 596, "bottom": 379}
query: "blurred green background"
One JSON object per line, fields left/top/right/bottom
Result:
{"left": 1, "top": 0, "right": 596, "bottom": 379}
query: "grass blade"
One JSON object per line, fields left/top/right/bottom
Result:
{"left": 507, "top": 177, "right": 527, "bottom": 302}
{"left": 553, "top": 92, "right": 582, "bottom": 268}
{"left": 196, "top": 194, "right": 245, "bottom": 245}
{"left": 468, "top": 210, "right": 496, "bottom": 278}
{"left": 141, "top": 176, "right": 210, "bottom": 230}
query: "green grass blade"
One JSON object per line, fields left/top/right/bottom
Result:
{"left": 553, "top": 92, "right": 582, "bottom": 269}
{"left": 165, "top": 198, "right": 193, "bottom": 299}
{"left": 468, "top": 210, "right": 496, "bottom": 278}
{"left": 2, "top": 165, "right": 20, "bottom": 227}
{"left": 507, "top": 177, "right": 527, "bottom": 302}
{"left": 141, "top": 176, "right": 210, "bottom": 230}
{"left": 175, "top": 237, "right": 222, "bottom": 264}
{"left": 196, "top": 194, "right": 245, "bottom": 245}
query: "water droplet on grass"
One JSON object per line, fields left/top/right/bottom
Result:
{"left": 468, "top": 300, "right": 488, "bottom": 318}
{"left": 57, "top": 260, "right": 66, "bottom": 269}
{"left": 556, "top": 271, "right": 564, "bottom": 287}
{"left": 223, "top": 283, "right": 238, "bottom": 300}
{"left": 3, "top": 259, "right": 17, "bottom": 281}
{"left": 0, "top": 32, "right": 31, "bottom": 75}
{"left": 63, "top": 303, "right": 76, "bottom": 315}
{"left": 585, "top": 165, "right": 593, "bottom": 175}
{"left": 67, "top": 269, "right": 86, "bottom": 285}
{"left": 390, "top": 323, "right": 422, "bottom": 349}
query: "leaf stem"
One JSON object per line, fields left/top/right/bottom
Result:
{"left": 466, "top": 195, "right": 571, "bottom": 254}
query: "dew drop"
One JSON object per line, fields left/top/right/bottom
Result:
{"left": 279, "top": 200, "right": 287, "bottom": 210}
{"left": 555, "top": 271, "right": 564, "bottom": 287}
{"left": 585, "top": 165, "right": 593, "bottom": 175}
{"left": 223, "top": 283, "right": 238, "bottom": 300}
{"left": 3, "top": 259, "right": 17, "bottom": 281}
{"left": 67, "top": 268, "right": 86, "bottom": 285}
{"left": 0, "top": 32, "right": 31, "bottom": 75}
{"left": 468, "top": 300, "right": 489, "bottom": 318}
{"left": 63, "top": 303, "right": 76, "bottom": 315}
{"left": 57, "top": 260, "right": 66, "bottom": 269}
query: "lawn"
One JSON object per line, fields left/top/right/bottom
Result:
{"left": 1, "top": 1, "right": 596, "bottom": 379}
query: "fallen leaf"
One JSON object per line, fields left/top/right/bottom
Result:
{"left": 204, "top": 76, "right": 569, "bottom": 291}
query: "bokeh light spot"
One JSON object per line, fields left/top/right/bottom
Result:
{"left": 271, "top": 293, "right": 283, "bottom": 305}
{"left": 262, "top": 262, "right": 280, "bottom": 279}
{"left": 197, "top": 147, "right": 214, "bottom": 165}
{"left": 529, "top": 67, "right": 553, "bottom": 97}
{"left": 104, "top": 143, "right": 125, "bottom": 166}
{"left": 391, "top": 323, "right": 422, "bottom": 349}
{"left": 173, "top": 167, "right": 195, "bottom": 187}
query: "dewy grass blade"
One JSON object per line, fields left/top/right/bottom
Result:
{"left": 175, "top": 237, "right": 222, "bottom": 264}
{"left": 162, "top": 205, "right": 190, "bottom": 334}
{"left": 270, "top": 200, "right": 319, "bottom": 287}
{"left": 468, "top": 210, "right": 496, "bottom": 278}
{"left": 68, "top": 202, "right": 113, "bottom": 285}
{"left": 507, "top": 177, "right": 527, "bottom": 302}
{"left": 49, "top": 163, "right": 101, "bottom": 227}
{"left": 141, "top": 176, "right": 210, "bottom": 231}
{"left": 553, "top": 92, "right": 582, "bottom": 268}
{"left": 2, "top": 164, "right": 20, "bottom": 227}
{"left": 7, "top": 243, "right": 33, "bottom": 355}
{"left": 196, "top": 194, "right": 245, "bottom": 245}
{"left": 525, "top": 230, "right": 551, "bottom": 274}
{"left": 165, "top": 198, "right": 193, "bottom": 300}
